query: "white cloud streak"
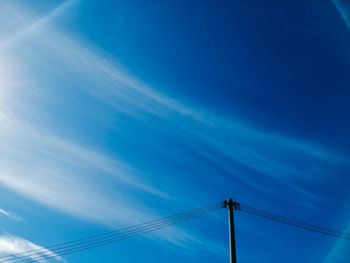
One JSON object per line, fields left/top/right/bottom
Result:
{"left": 0, "top": 117, "right": 167, "bottom": 225}
{"left": 333, "top": 0, "right": 350, "bottom": 30}
{"left": 0, "top": 117, "right": 198, "bottom": 249}
{"left": 0, "top": 208, "right": 22, "bottom": 222}
{"left": 0, "top": 0, "right": 79, "bottom": 49}
{"left": 323, "top": 221, "right": 350, "bottom": 263}
{"left": 0, "top": 235, "right": 63, "bottom": 263}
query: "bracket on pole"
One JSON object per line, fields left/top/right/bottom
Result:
{"left": 223, "top": 200, "right": 240, "bottom": 210}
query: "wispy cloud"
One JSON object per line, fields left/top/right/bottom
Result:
{"left": 0, "top": 208, "right": 23, "bottom": 222}
{"left": 0, "top": 235, "right": 63, "bottom": 263}
{"left": 0, "top": 0, "right": 79, "bottom": 49}
{"left": 0, "top": 116, "right": 167, "bottom": 225}
{"left": 11, "top": 15, "right": 346, "bottom": 204}
{"left": 0, "top": 117, "right": 202, "bottom": 250}
{"left": 3, "top": 1, "right": 346, "bottom": 194}
{"left": 333, "top": 0, "right": 350, "bottom": 30}
{"left": 323, "top": 221, "right": 350, "bottom": 263}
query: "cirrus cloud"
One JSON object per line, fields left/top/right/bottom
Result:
{"left": 0, "top": 235, "right": 63, "bottom": 263}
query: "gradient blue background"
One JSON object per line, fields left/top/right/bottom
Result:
{"left": 0, "top": 0, "right": 350, "bottom": 262}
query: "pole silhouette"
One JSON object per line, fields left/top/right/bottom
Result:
{"left": 227, "top": 198, "right": 237, "bottom": 263}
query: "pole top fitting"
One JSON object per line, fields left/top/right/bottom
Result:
{"left": 224, "top": 199, "right": 232, "bottom": 208}
{"left": 225, "top": 199, "right": 240, "bottom": 210}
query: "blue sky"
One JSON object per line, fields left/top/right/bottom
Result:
{"left": 0, "top": 0, "right": 350, "bottom": 262}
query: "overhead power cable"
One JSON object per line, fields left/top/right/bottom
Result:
{"left": 0, "top": 202, "right": 225, "bottom": 263}
{"left": 3, "top": 199, "right": 349, "bottom": 263}
{"left": 238, "top": 203, "right": 350, "bottom": 240}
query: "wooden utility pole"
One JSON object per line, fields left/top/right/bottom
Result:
{"left": 227, "top": 198, "right": 237, "bottom": 263}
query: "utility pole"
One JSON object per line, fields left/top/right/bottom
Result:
{"left": 226, "top": 198, "right": 238, "bottom": 263}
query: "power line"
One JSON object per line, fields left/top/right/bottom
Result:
{"left": 0, "top": 202, "right": 223, "bottom": 261}
{"left": 238, "top": 202, "right": 350, "bottom": 240}
{"left": 0, "top": 202, "right": 225, "bottom": 263}
{"left": 20, "top": 205, "right": 223, "bottom": 263}
{"left": 2, "top": 200, "right": 349, "bottom": 263}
